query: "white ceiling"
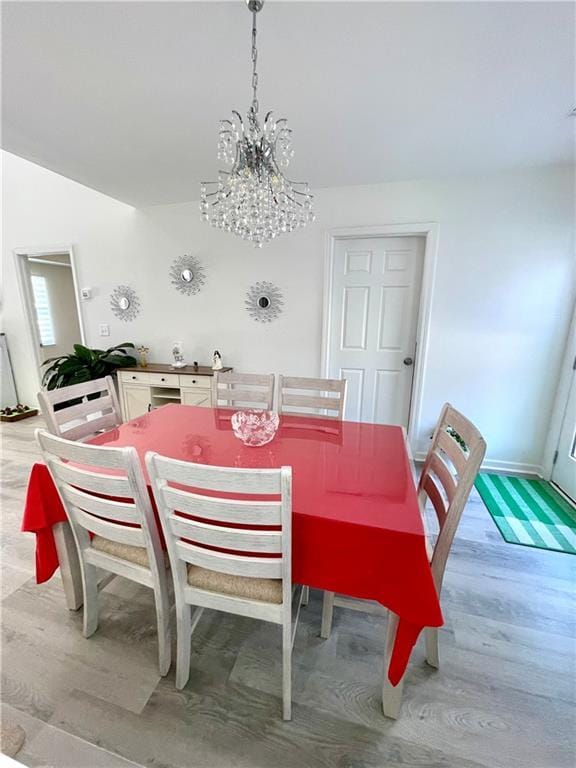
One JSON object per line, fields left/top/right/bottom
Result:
{"left": 2, "top": 1, "right": 574, "bottom": 207}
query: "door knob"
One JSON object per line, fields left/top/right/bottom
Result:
{"left": 403, "top": 357, "right": 413, "bottom": 366}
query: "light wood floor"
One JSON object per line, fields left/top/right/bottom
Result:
{"left": 1, "top": 415, "right": 575, "bottom": 768}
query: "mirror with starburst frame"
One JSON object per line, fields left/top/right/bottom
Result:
{"left": 110, "top": 285, "right": 140, "bottom": 322}
{"left": 170, "top": 254, "right": 206, "bottom": 296}
{"left": 245, "top": 281, "right": 284, "bottom": 322}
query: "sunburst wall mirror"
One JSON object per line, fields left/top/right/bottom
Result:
{"left": 110, "top": 285, "right": 140, "bottom": 322}
{"left": 245, "top": 281, "right": 284, "bottom": 322}
{"left": 170, "top": 254, "right": 206, "bottom": 295}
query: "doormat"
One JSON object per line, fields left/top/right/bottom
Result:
{"left": 475, "top": 474, "right": 576, "bottom": 554}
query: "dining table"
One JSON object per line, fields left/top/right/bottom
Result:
{"left": 22, "top": 403, "right": 443, "bottom": 716}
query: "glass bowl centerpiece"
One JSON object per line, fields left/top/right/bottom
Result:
{"left": 231, "top": 409, "right": 279, "bottom": 447}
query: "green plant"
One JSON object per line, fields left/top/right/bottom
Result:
{"left": 446, "top": 426, "right": 468, "bottom": 452}
{"left": 42, "top": 343, "right": 137, "bottom": 391}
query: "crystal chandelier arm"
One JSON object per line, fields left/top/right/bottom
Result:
{"left": 231, "top": 111, "right": 245, "bottom": 137}
{"left": 281, "top": 192, "right": 305, "bottom": 208}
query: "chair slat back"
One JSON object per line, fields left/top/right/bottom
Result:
{"left": 36, "top": 429, "right": 161, "bottom": 562}
{"left": 38, "top": 376, "right": 122, "bottom": 442}
{"left": 212, "top": 372, "right": 275, "bottom": 411}
{"left": 278, "top": 376, "right": 347, "bottom": 420}
{"left": 162, "top": 486, "right": 282, "bottom": 525}
{"left": 146, "top": 452, "right": 292, "bottom": 594}
{"left": 418, "top": 403, "right": 486, "bottom": 591}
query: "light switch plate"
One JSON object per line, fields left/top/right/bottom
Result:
{"left": 99, "top": 324, "right": 110, "bottom": 337}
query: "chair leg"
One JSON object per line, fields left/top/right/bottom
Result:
{"left": 175, "top": 604, "right": 192, "bottom": 690}
{"left": 382, "top": 675, "right": 405, "bottom": 719}
{"left": 320, "top": 591, "right": 335, "bottom": 639}
{"left": 301, "top": 585, "right": 309, "bottom": 606}
{"left": 154, "top": 585, "right": 172, "bottom": 677}
{"left": 425, "top": 627, "right": 439, "bottom": 669}
{"left": 382, "top": 611, "right": 404, "bottom": 719}
{"left": 82, "top": 563, "right": 99, "bottom": 638}
{"left": 282, "top": 621, "right": 292, "bottom": 721}
{"left": 53, "top": 522, "right": 83, "bottom": 610}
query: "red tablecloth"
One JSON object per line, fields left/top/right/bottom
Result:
{"left": 22, "top": 462, "right": 67, "bottom": 583}
{"left": 23, "top": 405, "right": 442, "bottom": 685}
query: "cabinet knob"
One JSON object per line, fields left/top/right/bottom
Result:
{"left": 132, "top": 375, "right": 136, "bottom": 380}
{"left": 161, "top": 377, "right": 165, "bottom": 382}
{"left": 192, "top": 379, "right": 197, "bottom": 384}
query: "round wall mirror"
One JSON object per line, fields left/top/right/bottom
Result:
{"left": 258, "top": 296, "right": 270, "bottom": 309}
{"left": 170, "top": 254, "right": 206, "bottom": 296}
{"left": 181, "top": 268, "right": 194, "bottom": 283}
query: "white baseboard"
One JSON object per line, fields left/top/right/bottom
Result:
{"left": 412, "top": 451, "right": 543, "bottom": 478}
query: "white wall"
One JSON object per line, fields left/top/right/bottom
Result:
{"left": 1, "top": 151, "right": 135, "bottom": 404}
{"left": 2, "top": 150, "right": 574, "bottom": 472}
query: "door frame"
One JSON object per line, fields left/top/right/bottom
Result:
{"left": 321, "top": 222, "right": 439, "bottom": 446}
{"left": 13, "top": 244, "right": 86, "bottom": 392}
{"left": 542, "top": 299, "right": 576, "bottom": 480}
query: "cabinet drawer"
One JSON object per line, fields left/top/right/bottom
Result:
{"left": 149, "top": 372, "right": 180, "bottom": 387}
{"left": 179, "top": 374, "right": 212, "bottom": 389}
{"left": 120, "top": 371, "right": 150, "bottom": 385}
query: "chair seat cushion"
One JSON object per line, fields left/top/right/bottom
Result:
{"left": 187, "top": 565, "right": 283, "bottom": 604}
{"left": 91, "top": 535, "right": 150, "bottom": 567}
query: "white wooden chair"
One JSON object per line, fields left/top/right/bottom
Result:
{"left": 146, "top": 452, "right": 302, "bottom": 720}
{"left": 36, "top": 429, "right": 171, "bottom": 676}
{"left": 278, "top": 375, "right": 347, "bottom": 420}
{"left": 320, "top": 403, "right": 486, "bottom": 717}
{"left": 38, "top": 376, "right": 122, "bottom": 442}
{"left": 211, "top": 371, "right": 275, "bottom": 411}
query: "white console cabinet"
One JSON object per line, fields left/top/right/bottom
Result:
{"left": 117, "top": 365, "right": 232, "bottom": 421}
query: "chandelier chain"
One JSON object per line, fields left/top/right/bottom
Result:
{"left": 251, "top": 11, "right": 259, "bottom": 114}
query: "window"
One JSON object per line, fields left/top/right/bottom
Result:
{"left": 30, "top": 275, "right": 56, "bottom": 346}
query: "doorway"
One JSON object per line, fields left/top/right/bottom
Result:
{"left": 323, "top": 226, "right": 436, "bottom": 434}
{"left": 15, "top": 248, "right": 84, "bottom": 386}
{"left": 551, "top": 364, "right": 576, "bottom": 501}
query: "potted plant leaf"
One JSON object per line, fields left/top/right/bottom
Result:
{"left": 42, "top": 342, "right": 138, "bottom": 407}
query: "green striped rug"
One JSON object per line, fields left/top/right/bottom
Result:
{"left": 475, "top": 474, "right": 576, "bottom": 555}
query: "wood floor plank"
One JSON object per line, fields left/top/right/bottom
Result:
{"left": 2, "top": 703, "right": 141, "bottom": 768}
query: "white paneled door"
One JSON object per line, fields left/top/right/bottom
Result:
{"left": 327, "top": 236, "right": 424, "bottom": 425}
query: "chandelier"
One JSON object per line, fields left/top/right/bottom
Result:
{"left": 200, "top": 0, "right": 314, "bottom": 247}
